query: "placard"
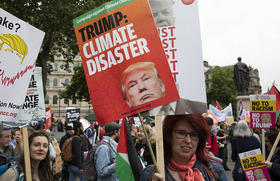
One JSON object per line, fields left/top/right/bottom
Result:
{"left": 250, "top": 95, "right": 276, "bottom": 129}
{"left": 239, "top": 148, "right": 271, "bottom": 181}
{"left": 73, "top": 0, "right": 179, "bottom": 124}
{"left": 0, "top": 8, "right": 45, "bottom": 123}
{"left": 66, "top": 108, "right": 80, "bottom": 123}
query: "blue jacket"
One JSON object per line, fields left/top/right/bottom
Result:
{"left": 94, "top": 136, "right": 119, "bottom": 181}
{"left": 140, "top": 159, "right": 228, "bottom": 181}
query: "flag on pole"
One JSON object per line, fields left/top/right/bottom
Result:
{"left": 116, "top": 118, "right": 143, "bottom": 181}
{"left": 216, "top": 101, "right": 223, "bottom": 110}
{"left": 268, "top": 84, "right": 280, "bottom": 111}
{"left": 45, "top": 105, "right": 52, "bottom": 130}
{"left": 238, "top": 100, "right": 243, "bottom": 120}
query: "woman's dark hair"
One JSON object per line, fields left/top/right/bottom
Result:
{"left": 266, "top": 129, "right": 280, "bottom": 147}
{"left": 163, "top": 114, "right": 210, "bottom": 166}
{"left": 19, "top": 131, "right": 53, "bottom": 181}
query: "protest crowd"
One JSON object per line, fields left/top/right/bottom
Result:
{"left": 1, "top": 0, "right": 280, "bottom": 180}
{"left": 0, "top": 114, "right": 279, "bottom": 181}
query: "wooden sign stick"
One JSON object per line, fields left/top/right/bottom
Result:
{"left": 138, "top": 113, "right": 159, "bottom": 173}
{"left": 23, "top": 127, "right": 32, "bottom": 181}
{"left": 155, "top": 116, "right": 165, "bottom": 180}
{"left": 262, "top": 129, "right": 265, "bottom": 160}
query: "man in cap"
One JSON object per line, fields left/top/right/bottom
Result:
{"left": 94, "top": 122, "right": 121, "bottom": 181}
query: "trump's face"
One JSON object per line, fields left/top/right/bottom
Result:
{"left": 123, "top": 68, "right": 165, "bottom": 107}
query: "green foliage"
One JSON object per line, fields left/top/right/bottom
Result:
{"left": 206, "top": 66, "right": 237, "bottom": 108}
{"left": 0, "top": 0, "right": 111, "bottom": 94}
{"left": 60, "top": 64, "right": 90, "bottom": 102}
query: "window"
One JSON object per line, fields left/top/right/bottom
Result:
{"left": 53, "top": 95, "right": 58, "bottom": 105}
{"left": 46, "top": 79, "right": 50, "bottom": 87}
{"left": 53, "top": 78, "right": 58, "bottom": 87}
{"left": 45, "top": 95, "right": 49, "bottom": 104}
{"left": 64, "top": 98, "right": 69, "bottom": 105}
{"left": 54, "top": 63, "right": 58, "bottom": 72}
{"left": 65, "top": 79, "right": 69, "bottom": 85}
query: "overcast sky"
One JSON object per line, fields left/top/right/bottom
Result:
{"left": 198, "top": 0, "right": 280, "bottom": 93}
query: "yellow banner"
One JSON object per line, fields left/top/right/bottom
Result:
{"left": 250, "top": 100, "right": 276, "bottom": 112}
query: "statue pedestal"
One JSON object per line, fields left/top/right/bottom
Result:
{"left": 235, "top": 95, "right": 250, "bottom": 112}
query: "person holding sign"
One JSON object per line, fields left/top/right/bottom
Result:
{"left": 231, "top": 120, "right": 261, "bottom": 181}
{"left": 0, "top": 131, "right": 53, "bottom": 181}
{"left": 140, "top": 114, "right": 228, "bottom": 181}
{"left": 264, "top": 130, "right": 280, "bottom": 181}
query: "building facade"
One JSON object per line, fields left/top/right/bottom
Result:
{"left": 45, "top": 58, "right": 93, "bottom": 123}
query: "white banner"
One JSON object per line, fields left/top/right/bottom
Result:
{"left": 0, "top": 8, "right": 45, "bottom": 123}
{"left": 148, "top": 0, "right": 207, "bottom": 116}
{"left": 4, "top": 67, "right": 46, "bottom": 127}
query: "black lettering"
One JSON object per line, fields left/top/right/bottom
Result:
{"left": 113, "top": 11, "right": 123, "bottom": 26}
{"left": 102, "top": 14, "right": 115, "bottom": 32}
{"left": 86, "top": 25, "right": 96, "bottom": 40}
{"left": 78, "top": 27, "right": 86, "bottom": 42}
{"left": 2, "top": 17, "right": 8, "bottom": 27}
{"left": 93, "top": 20, "right": 104, "bottom": 35}
{"left": 8, "top": 23, "right": 13, "bottom": 30}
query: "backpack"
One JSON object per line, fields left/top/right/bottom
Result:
{"left": 61, "top": 136, "right": 79, "bottom": 162}
{"left": 84, "top": 142, "right": 114, "bottom": 181}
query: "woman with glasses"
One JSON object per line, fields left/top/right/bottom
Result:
{"left": 140, "top": 114, "right": 228, "bottom": 181}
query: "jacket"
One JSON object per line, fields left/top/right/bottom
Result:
{"left": 94, "top": 136, "right": 119, "bottom": 181}
{"left": 140, "top": 159, "right": 228, "bottom": 181}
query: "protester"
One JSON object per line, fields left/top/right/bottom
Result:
{"left": 216, "top": 122, "right": 230, "bottom": 171}
{"left": 12, "top": 128, "right": 23, "bottom": 156}
{"left": 0, "top": 126, "right": 15, "bottom": 166}
{"left": 0, "top": 131, "right": 53, "bottom": 181}
{"left": 135, "top": 124, "right": 156, "bottom": 166}
{"left": 140, "top": 114, "right": 228, "bottom": 181}
{"left": 130, "top": 124, "right": 138, "bottom": 144}
{"left": 59, "top": 125, "right": 74, "bottom": 181}
{"left": 264, "top": 129, "right": 280, "bottom": 181}
{"left": 94, "top": 122, "right": 120, "bottom": 181}
{"left": 57, "top": 119, "right": 64, "bottom": 132}
{"left": 67, "top": 122, "right": 86, "bottom": 181}
{"left": 231, "top": 120, "right": 261, "bottom": 181}
{"left": 204, "top": 117, "right": 219, "bottom": 156}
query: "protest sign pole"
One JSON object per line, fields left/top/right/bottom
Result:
{"left": 138, "top": 113, "right": 159, "bottom": 173}
{"left": 22, "top": 127, "right": 32, "bottom": 181}
{"left": 267, "top": 131, "right": 280, "bottom": 162}
{"left": 155, "top": 116, "right": 165, "bottom": 180}
{"left": 262, "top": 129, "right": 265, "bottom": 160}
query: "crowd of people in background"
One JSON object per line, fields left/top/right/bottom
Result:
{"left": 0, "top": 114, "right": 279, "bottom": 181}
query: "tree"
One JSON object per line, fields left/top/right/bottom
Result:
{"left": 60, "top": 64, "right": 90, "bottom": 102}
{"left": 0, "top": 0, "right": 110, "bottom": 95}
{"left": 206, "top": 66, "right": 237, "bottom": 108}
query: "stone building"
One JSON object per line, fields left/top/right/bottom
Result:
{"left": 203, "top": 61, "right": 262, "bottom": 94}
{"left": 45, "top": 58, "right": 93, "bottom": 122}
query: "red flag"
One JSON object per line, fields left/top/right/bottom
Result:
{"left": 45, "top": 105, "right": 52, "bottom": 130}
{"left": 216, "top": 101, "right": 223, "bottom": 110}
{"left": 268, "top": 85, "right": 280, "bottom": 111}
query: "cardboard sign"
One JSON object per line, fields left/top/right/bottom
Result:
{"left": 73, "top": 0, "right": 179, "bottom": 124}
{"left": 66, "top": 108, "right": 80, "bottom": 123}
{"left": 51, "top": 139, "right": 62, "bottom": 174}
{"left": 239, "top": 148, "right": 271, "bottom": 181}
{"left": 147, "top": 0, "right": 207, "bottom": 116}
{"left": 250, "top": 95, "right": 276, "bottom": 129}
{"left": 0, "top": 8, "right": 45, "bottom": 123}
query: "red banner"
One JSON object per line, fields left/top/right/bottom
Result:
{"left": 45, "top": 105, "right": 52, "bottom": 130}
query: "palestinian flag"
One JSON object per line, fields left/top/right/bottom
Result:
{"left": 116, "top": 118, "right": 143, "bottom": 181}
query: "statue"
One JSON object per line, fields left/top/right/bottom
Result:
{"left": 234, "top": 57, "right": 250, "bottom": 95}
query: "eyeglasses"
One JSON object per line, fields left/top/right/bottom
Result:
{"left": 174, "top": 130, "right": 200, "bottom": 141}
